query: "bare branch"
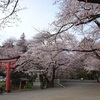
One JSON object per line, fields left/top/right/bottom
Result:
{"left": 6, "top": 0, "right": 11, "bottom": 8}
{"left": 0, "top": 0, "right": 20, "bottom": 28}
{"left": 1, "top": 0, "right": 19, "bottom": 20}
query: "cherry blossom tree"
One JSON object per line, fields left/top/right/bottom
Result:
{"left": 2, "top": 37, "right": 16, "bottom": 48}
{"left": 1, "top": 46, "right": 21, "bottom": 58}
{"left": 55, "top": 0, "right": 100, "bottom": 28}
{"left": 15, "top": 32, "right": 76, "bottom": 87}
{"left": 0, "top": 37, "right": 21, "bottom": 58}
{"left": 53, "top": 0, "right": 100, "bottom": 58}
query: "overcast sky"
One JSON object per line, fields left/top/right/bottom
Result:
{"left": 0, "top": 0, "right": 59, "bottom": 44}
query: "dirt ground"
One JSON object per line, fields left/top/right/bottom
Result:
{"left": 0, "top": 80, "right": 100, "bottom": 100}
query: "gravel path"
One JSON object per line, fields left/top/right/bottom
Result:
{"left": 0, "top": 81, "right": 100, "bottom": 100}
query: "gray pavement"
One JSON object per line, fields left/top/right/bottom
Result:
{"left": 0, "top": 80, "right": 100, "bottom": 100}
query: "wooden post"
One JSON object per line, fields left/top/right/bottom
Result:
{"left": 19, "top": 80, "right": 21, "bottom": 91}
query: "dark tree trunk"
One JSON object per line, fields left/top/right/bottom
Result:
{"left": 96, "top": 74, "right": 100, "bottom": 83}
{"left": 44, "top": 67, "right": 56, "bottom": 88}
{"left": 50, "top": 67, "right": 56, "bottom": 87}
{"left": 78, "top": 0, "right": 100, "bottom": 4}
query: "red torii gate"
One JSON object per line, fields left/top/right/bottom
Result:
{"left": 0, "top": 56, "right": 20, "bottom": 92}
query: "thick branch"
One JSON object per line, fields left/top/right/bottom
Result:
{"left": 76, "top": 14, "right": 100, "bottom": 26}
{"left": 78, "top": 0, "right": 100, "bottom": 4}
{"left": 94, "top": 20, "right": 100, "bottom": 28}
{"left": 59, "top": 48, "right": 100, "bottom": 59}
{"left": 92, "top": 51, "right": 100, "bottom": 59}
{"left": 61, "top": 48, "right": 100, "bottom": 52}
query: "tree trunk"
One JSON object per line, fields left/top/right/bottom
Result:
{"left": 96, "top": 73, "right": 100, "bottom": 83}
{"left": 45, "top": 67, "right": 56, "bottom": 88}
{"left": 48, "top": 67, "right": 56, "bottom": 87}
{"left": 51, "top": 67, "right": 56, "bottom": 87}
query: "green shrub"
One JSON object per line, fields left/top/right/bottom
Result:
{"left": 0, "top": 82, "right": 6, "bottom": 88}
{"left": 75, "top": 68, "right": 88, "bottom": 79}
{"left": 27, "top": 82, "right": 33, "bottom": 89}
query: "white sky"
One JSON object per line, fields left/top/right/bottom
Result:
{"left": 0, "top": 0, "right": 59, "bottom": 44}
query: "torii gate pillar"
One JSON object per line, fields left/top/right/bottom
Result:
{"left": 6, "top": 62, "right": 11, "bottom": 92}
